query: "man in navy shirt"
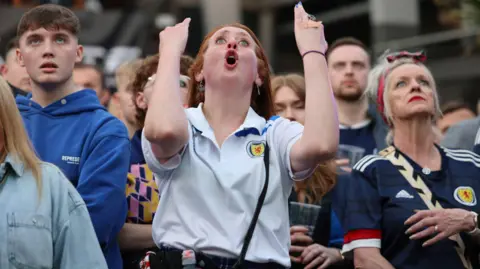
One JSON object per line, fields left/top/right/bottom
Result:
{"left": 15, "top": 4, "right": 130, "bottom": 268}
{"left": 326, "top": 37, "right": 388, "bottom": 163}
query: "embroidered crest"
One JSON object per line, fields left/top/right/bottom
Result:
{"left": 247, "top": 141, "right": 265, "bottom": 158}
{"left": 454, "top": 186, "right": 477, "bottom": 206}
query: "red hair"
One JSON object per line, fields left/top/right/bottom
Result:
{"left": 187, "top": 23, "right": 274, "bottom": 120}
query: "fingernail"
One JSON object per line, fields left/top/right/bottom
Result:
{"left": 409, "top": 235, "right": 416, "bottom": 240}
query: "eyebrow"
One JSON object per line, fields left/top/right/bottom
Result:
{"left": 217, "top": 30, "right": 249, "bottom": 38}
{"left": 25, "top": 33, "right": 42, "bottom": 40}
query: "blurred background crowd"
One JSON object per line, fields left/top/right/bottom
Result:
{"left": 3, "top": 0, "right": 480, "bottom": 115}
{"left": 3, "top": 1, "right": 480, "bottom": 269}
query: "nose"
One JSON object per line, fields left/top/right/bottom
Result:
{"left": 42, "top": 40, "right": 54, "bottom": 58}
{"left": 227, "top": 39, "right": 237, "bottom": 50}
{"left": 410, "top": 81, "right": 421, "bottom": 92}
{"left": 345, "top": 64, "right": 354, "bottom": 75}
{"left": 284, "top": 108, "right": 296, "bottom": 122}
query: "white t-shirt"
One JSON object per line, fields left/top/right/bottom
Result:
{"left": 142, "top": 104, "right": 313, "bottom": 267}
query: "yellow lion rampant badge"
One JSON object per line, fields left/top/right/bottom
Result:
{"left": 247, "top": 141, "right": 265, "bottom": 158}
{"left": 454, "top": 186, "right": 477, "bottom": 206}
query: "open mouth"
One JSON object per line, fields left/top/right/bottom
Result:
{"left": 40, "top": 62, "right": 58, "bottom": 72}
{"left": 40, "top": 62, "right": 58, "bottom": 68}
{"left": 224, "top": 50, "right": 238, "bottom": 69}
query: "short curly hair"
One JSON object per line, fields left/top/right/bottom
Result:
{"left": 130, "top": 54, "right": 194, "bottom": 127}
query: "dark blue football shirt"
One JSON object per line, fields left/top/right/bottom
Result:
{"left": 342, "top": 146, "right": 480, "bottom": 269}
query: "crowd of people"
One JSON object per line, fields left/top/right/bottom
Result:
{"left": 2, "top": 2, "right": 480, "bottom": 269}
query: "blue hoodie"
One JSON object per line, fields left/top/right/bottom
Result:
{"left": 17, "top": 89, "right": 130, "bottom": 269}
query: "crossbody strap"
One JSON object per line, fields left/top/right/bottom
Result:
{"left": 233, "top": 142, "right": 270, "bottom": 269}
{"left": 379, "top": 146, "right": 472, "bottom": 269}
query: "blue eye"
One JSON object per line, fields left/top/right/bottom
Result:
{"left": 419, "top": 79, "right": 430, "bottom": 86}
{"left": 29, "top": 39, "right": 41, "bottom": 45}
{"left": 215, "top": 38, "right": 226, "bottom": 44}
{"left": 180, "top": 80, "right": 187, "bottom": 88}
{"left": 239, "top": 40, "right": 249, "bottom": 46}
{"left": 395, "top": 81, "right": 406, "bottom": 88}
{"left": 56, "top": 37, "right": 65, "bottom": 44}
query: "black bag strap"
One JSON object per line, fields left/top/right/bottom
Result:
{"left": 233, "top": 142, "right": 270, "bottom": 269}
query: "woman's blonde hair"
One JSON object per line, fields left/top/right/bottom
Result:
{"left": 365, "top": 51, "right": 442, "bottom": 145}
{"left": 271, "top": 74, "right": 336, "bottom": 203}
{"left": 0, "top": 77, "right": 42, "bottom": 190}
{"left": 109, "top": 59, "right": 144, "bottom": 121}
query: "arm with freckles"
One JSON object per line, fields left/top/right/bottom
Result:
{"left": 290, "top": 4, "right": 339, "bottom": 173}
{"left": 290, "top": 54, "right": 338, "bottom": 172}
{"left": 144, "top": 19, "right": 191, "bottom": 160}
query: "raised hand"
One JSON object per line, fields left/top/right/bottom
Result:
{"left": 293, "top": 2, "right": 328, "bottom": 56}
{"left": 159, "top": 18, "right": 191, "bottom": 56}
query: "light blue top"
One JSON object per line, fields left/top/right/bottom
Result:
{"left": 0, "top": 154, "right": 107, "bottom": 269}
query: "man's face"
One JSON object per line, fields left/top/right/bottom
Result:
{"left": 437, "top": 108, "right": 476, "bottom": 134}
{"left": 73, "top": 66, "right": 109, "bottom": 105}
{"left": 0, "top": 49, "right": 31, "bottom": 92}
{"left": 328, "top": 45, "right": 370, "bottom": 102}
{"left": 17, "top": 27, "right": 83, "bottom": 89}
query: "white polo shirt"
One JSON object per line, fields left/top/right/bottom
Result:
{"left": 142, "top": 104, "right": 313, "bottom": 267}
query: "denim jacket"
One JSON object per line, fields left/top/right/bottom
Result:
{"left": 0, "top": 154, "right": 108, "bottom": 269}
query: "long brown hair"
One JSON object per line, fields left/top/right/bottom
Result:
{"left": 0, "top": 77, "right": 42, "bottom": 192}
{"left": 187, "top": 23, "right": 274, "bottom": 120}
{"left": 272, "top": 74, "right": 337, "bottom": 203}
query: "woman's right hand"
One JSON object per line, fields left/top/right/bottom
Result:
{"left": 159, "top": 18, "right": 191, "bottom": 56}
{"left": 290, "top": 225, "right": 314, "bottom": 263}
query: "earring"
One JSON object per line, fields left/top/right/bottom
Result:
{"left": 256, "top": 84, "right": 261, "bottom": 96}
{"left": 198, "top": 80, "right": 205, "bottom": 92}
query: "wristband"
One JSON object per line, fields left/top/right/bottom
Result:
{"left": 302, "top": 50, "right": 325, "bottom": 59}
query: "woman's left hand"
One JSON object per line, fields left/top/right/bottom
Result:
{"left": 301, "top": 244, "right": 343, "bottom": 269}
{"left": 293, "top": 2, "right": 328, "bottom": 56}
{"left": 405, "top": 209, "right": 475, "bottom": 247}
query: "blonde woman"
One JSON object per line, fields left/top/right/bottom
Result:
{"left": 0, "top": 77, "right": 107, "bottom": 268}
{"left": 111, "top": 59, "right": 144, "bottom": 134}
{"left": 272, "top": 74, "right": 347, "bottom": 269}
{"left": 342, "top": 51, "right": 480, "bottom": 269}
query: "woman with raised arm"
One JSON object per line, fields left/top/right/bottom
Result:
{"left": 141, "top": 2, "right": 338, "bottom": 269}
{"left": 342, "top": 51, "right": 480, "bottom": 269}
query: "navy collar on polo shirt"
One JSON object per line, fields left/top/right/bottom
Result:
{"left": 186, "top": 103, "right": 266, "bottom": 139}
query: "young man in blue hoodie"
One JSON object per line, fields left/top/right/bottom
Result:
{"left": 15, "top": 4, "right": 130, "bottom": 269}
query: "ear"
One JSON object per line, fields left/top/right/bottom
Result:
{"left": 255, "top": 75, "right": 263, "bottom": 87}
{"left": 136, "top": 92, "right": 148, "bottom": 110}
{"left": 0, "top": 64, "right": 7, "bottom": 76}
{"left": 100, "top": 90, "right": 111, "bottom": 106}
{"left": 76, "top": 44, "right": 84, "bottom": 63}
{"left": 16, "top": 48, "right": 25, "bottom": 67}
{"left": 195, "top": 70, "right": 204, "bottom": 83}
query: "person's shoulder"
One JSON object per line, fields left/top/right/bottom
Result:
{"left": 352, "top": 154, "right": 389, "bottom": 174}
{"left": 442, "top": 147, "right": 480, "bottom": 169}
{"left": 39, "top": 162, "right": 85, "bottom": 207}
{"left": 444, "top": 117, "right": 480, "bottom": 138}
{"left": 88, "top": 110, "right": 129, "bottom": 139}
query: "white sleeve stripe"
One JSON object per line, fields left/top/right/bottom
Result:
{"left": 445, "top": 153, "right": 480, "bottom": 168}
{"left": 353, "top": 156, "right": 385, "bottom": 173}
{"left": 475, "top": 128, "right": 480, "bottom": 145}
{"left": 444, "top": 148, "right": 480, "bottom": 161}
{"left": 352, "top": 155, "right": 377, "bottom": 171}
{"left": 358, "top": 157, "right": 384, "bottom": 172}
{"left": 341, "top": 239, "right": 381, "bottom": 253}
